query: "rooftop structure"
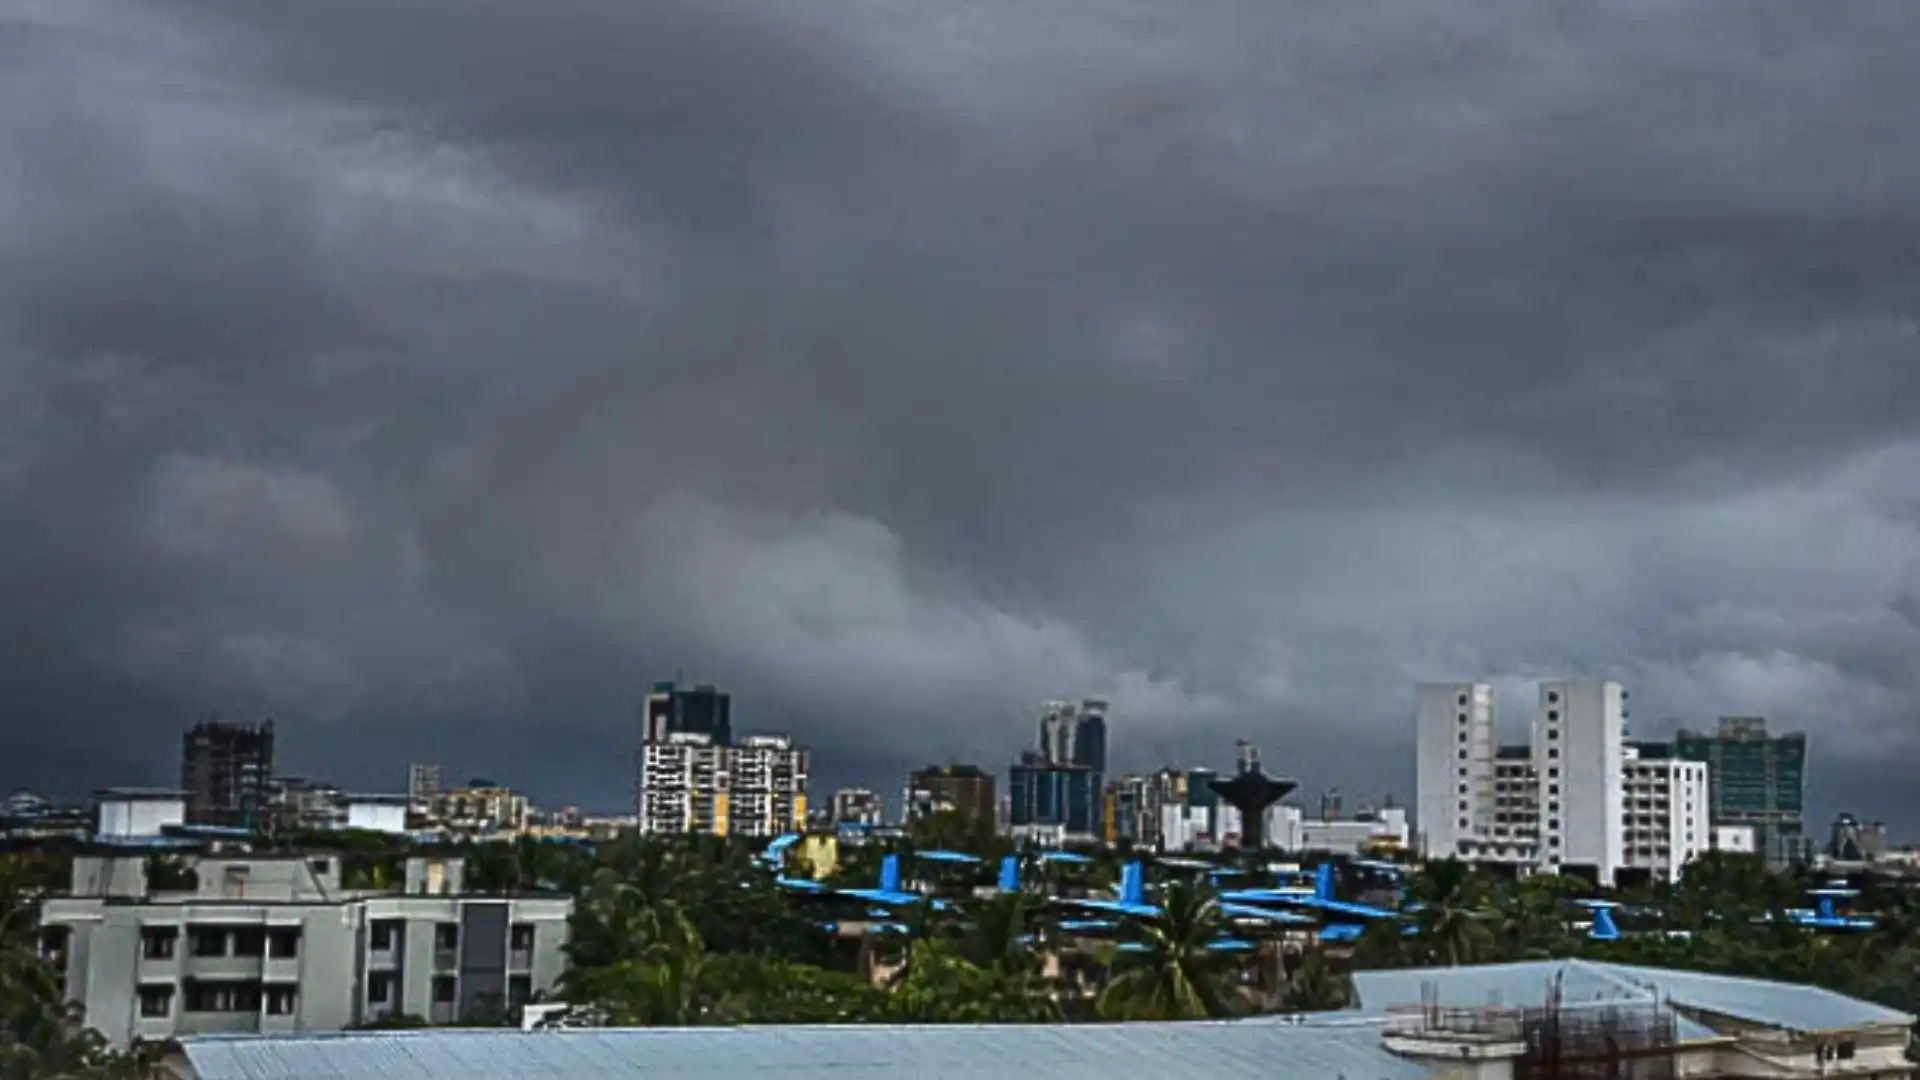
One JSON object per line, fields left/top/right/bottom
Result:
{"left": 1206, "top": 741, "right": 1297, "bottom": 852}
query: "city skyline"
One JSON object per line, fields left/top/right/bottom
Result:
{"left": 6, "top": 1, "right": 1920, "bottom": 827}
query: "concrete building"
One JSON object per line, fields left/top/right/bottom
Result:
{"left": 265, "top": 777, "right": 347, "bottom": 834}
{"left": 1008, "top": 754, "right": 1100, "bottom": 844}
{"left": 828, "top": 788, "right": 884, "bottom": 828}
{"left": 1038, "top": 699, "right": 1109, "bottom": 773}
{"left": 181, "top": 720, "right": 276, "bottom": 830}
{"left": 96, "top": 789, "right": 188, "bottom": 839}
{"left": 1414, "top": 682, "right": 1496, "bottom": 862}
{"left": 1418, "top": 680, "right": 1701, "bottom": 885}
{"left": 641, "top": 682, "right": 733, "bottom": 745}
{"left": 421, "top": 784, "right": 530, "bottom": 836}
{"left": 39, "top": 853, "right": 570, "bottom": 1050}
{"left": 344, "top": 796, "right": 411, "bottom": 835}
{"left": 727, "top": 734, "right": 809, "bottom": 838}
{"left": 902, "top": 764, "right": 996, "bottom": 826}
{"left": 1676, "top": 716, "right": 1809, "bottom": 866}
{"left": 636, "top": 731, "right": 807, "bottom": 837}
{"left": 1621, "top": 744, "right": 1711, "bottom": 882}
{"left": 1276, "top": 803, "right": 1411, "bottom": 857}
{"left": 406, "top": 764, "right": 443, "bottom": 816}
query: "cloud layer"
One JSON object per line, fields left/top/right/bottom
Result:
{"left": 4, "top": 0, "right": 1919, "bottom": 823}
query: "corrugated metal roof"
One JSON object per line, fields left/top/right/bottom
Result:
{"left": 183, "top": 1019, "right": 1432, "bottom": 1080}
{"left": 1353, "top": 959, "right": 1915, "bottom": 1037}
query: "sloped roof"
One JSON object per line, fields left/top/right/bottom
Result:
{"left": 182, "top": 1019, "right": 1433, "bottom": 1080}
{"left": 1352, "top": 959, "right": 1914, "bottom": 1037}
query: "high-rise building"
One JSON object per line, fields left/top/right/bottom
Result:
{"left": 1621, "top": 742, "right": 1711, "bottom": 882}
{"left": 829, "top": 788, "right": 885, "bottom": 828}
{"left": 1413, "top": 682, "right": 1495, "bottom": 860}
{"left": 1008, "top": 753, "right": 1100, "bottom": 844}
{"left": 1416, "top": 680, "right": 1684, "bottom": 885}
{"left": 181, "top": 719, "right": 275, "bottom": 830}
{"left": 903, "top": 764, "right": 996, "bottom": 825}
{"left": 406, "top": 763, "right": 444, "bottom": 812}
{"left": 636, "top": 731, "right": 807, "bottom": 838}
{"left": 1674, "top": 717, "right": 1808, "bottom": 866}
{"left": 642, "top": 682, "right": 733, "bottom": 745}
{"left": 1102, "top": 774, "right": 1163, "bottom": 847}
{"left": 638, "top": 732, "right": 731, "bottom": 836}
{"left": 1039, "top": 699, "right": 1108, "bottom": 772}
{"left": 727, "top": 734, "right": 809, "bottom": 838}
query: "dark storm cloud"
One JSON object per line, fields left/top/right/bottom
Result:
{"left": 4, "top": 0, "right": 1919, "bottom": 824}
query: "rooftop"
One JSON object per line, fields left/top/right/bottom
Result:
{"left": 181, "top": 1019, "right": 1429, "bottom": 1080}
{"left": 1353, "top": 959, "right": 1914, "bottom": 1037}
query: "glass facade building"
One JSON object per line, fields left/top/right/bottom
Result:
{"left": 1675, "top": 717, "right": 1807, "bottom": 866}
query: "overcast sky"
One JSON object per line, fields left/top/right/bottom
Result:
{"left": 5, "top": 0, "right": 1918, "bottom": 824}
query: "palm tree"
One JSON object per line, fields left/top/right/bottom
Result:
{"left": 1279, "top": 949, "right": 1355, "bottom": 1012}
{"left": 1096, "top": 880, "right": 1244, "bottom": 1021}
{"left": 1406, "top": 858, "right": 1492, "bottom": 967}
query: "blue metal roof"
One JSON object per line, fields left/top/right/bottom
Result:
{"left": 836, "top": 888, "right": 948, "bottom": 910}
{"left": 1220, "top": 903, "right": 1317, "bottom": 926}
{"left": 1038, "top": 852, "right": 1095, "bottom": 865}
{"left": 915, "top": 850, "right": 983, "bottom": 864}
{"left": 181, "top": 1020, "right": 1430, "bottom": 1080}
{"left": 1060, "top": 898, "right": 1162, "bottom": 919}
{"left": 1216, "top": 891, "right": 1397, "bottom": 921}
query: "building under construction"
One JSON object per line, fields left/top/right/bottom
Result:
{"left": 1392, "top": 973, "right": 1680, "bottom": 1080}
{"left": 180, "top": 718, "right": 276, "bottom": 829}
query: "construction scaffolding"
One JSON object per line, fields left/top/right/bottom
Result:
{"left": 1388, "top": 972, "right": 1680, "bottom": 1080}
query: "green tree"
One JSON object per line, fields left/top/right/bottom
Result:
{"left": 1279, "top": 950, "right": 1355, "bottom": 1013}
{"left": 1405, "top": 859, "right": 1492, "bottom": 966}
{"left": 1096, "top": 881, "right": 1244, "bottom": 1021}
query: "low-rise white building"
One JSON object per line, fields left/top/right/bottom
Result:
{"left": 95, "top": 788, "right": 188, "bottom": 839}
{"left": 1276, "top": 805, "right": 1411, "bottom": 856}
{"left": 39, "top": 853, "right": 571, "bottom": 1049}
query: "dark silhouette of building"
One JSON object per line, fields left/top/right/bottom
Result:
{"left": 181, "top": 718, "right": 276, "bottom": 829}
{"left": 905, "top": 764, "right": 997, "bottom": 825}
{"left": 642, "top": 682, "right": 733, "bottom": 745}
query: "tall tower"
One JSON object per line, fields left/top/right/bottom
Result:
{"left": 1038, "top": 699, "right": 1108, "bottom": 772}
{"left": 1206, "top": 740, "right": 1296, "bottom": 852}
{"left": 181, "top": 718, "right": 276, "bottom": 830}
{"left": 1414, "top": 683, "right": 1495, "bottom": 859}
{"left": 1536, "top": 679, "right": 1626, "bottom": 884}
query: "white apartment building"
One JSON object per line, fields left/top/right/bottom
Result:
{"left": 1276, "top": 805, "right": 1411, "bottom": 857}
{"left": 1416, "top": 679, "right": 1707, "bottom": 885}
{"left": 1622, "top": 747, "right": 1711, "bottom": 881}
{"left": 636, "top": 731, "right": 807, "bottom": 838}
{"left": 39, "top": 853, "right": 570, "bottom": 1050}
{"left": 829, "top": 788, "right": 885, "bottom": 828}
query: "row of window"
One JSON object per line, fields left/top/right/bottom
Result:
{"left": 366, "top": 972, "right": 533, "bottom": 1008}
{"left": 142, "top": 927, "right": 301, "bottom": 961}
{"left": 137, "top": 981, "right": 297, "bottom": 1019}
{"left": 368, "top": 921, "right": 538, "bottom": 953}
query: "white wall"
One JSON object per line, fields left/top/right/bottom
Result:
{"left": 346, "top": 801, "right": 409, "bottom": 834}
{"left": 96, "top": 797, "right": 184, "bottom": 838}
{"left": 1415, "top": 682, "right": 1494, "bottom": 859}
{"left": 1713, "top": 824, "right": 1757, "bottom": 854}
{"left": 1537, "top": 680, "right": 1624, "bottom": 882}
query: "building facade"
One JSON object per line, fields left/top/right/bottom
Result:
{"left": 903, "top": 764, "right": 996, "bottom": 825}
{"left": 406, "top": 764, "right": 444, "bottom": 817}
{"left": 39, "top": 854, "right": 570, "bottom": 1050}
{"left": 636, "top": 731, "right": 807, "bottom": 837}
{"left": 641, "top": 682, "right": 733, "bottom": 745}
{"left": 1417, "top": 679, "right": 1702, "bottom": 885}
{"left": 1675, "top": 716, "right": 1808, "bottom": 866}
{"left": 181, "top": 720, "right": 276, "bottom": 830}
{"left": 1038, "top": 699, "right": 1109, "bottom": 774}
{"left": 828, "top": 788, "right": 885, "bottom": 828}
{"left": 1008, "top": 755, "right": 1100, "bottom": 843}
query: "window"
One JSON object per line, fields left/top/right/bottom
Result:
{"left": 1548, "top": 767, "right": 1559, "bottom": 778}
{"left": 508, "top": 975, "right": 533, "bottom": 1008}
{"left": 137, "top": 985, "right": 173, "bottom": 1019}
{"left": 189, "top": 928, "right": 228, "bottom": 957}
{"left": 1458, "top": 768, "right": 1468, "bottom": 778}
{"left": 1548, "top": 785, "right": 1560, "bottom": 796}
{"left": 1457, "top": 800, "right": 1469, "bottom": 812}
{"left": 1457, "top": 693, "right": 1467, "bottom": 706}
{"left": 309, "top": 858, "right": 332, "bottom": 875}
{"left": 1547, "top": 748, "right": 1560, "bottom": 759}
{"left": 432, "top": 976, "right": 457, "bottom": 1004}
{"left": 267, "top": 929, "right": 301, "bottom": 959}
{"left": 367, "top": 972, "right": 396, "bottom": 1005}
{"left": 141, "top": 927, "right": 178, "bottom": 960}
{"left": 511, "top": 923, "right": 536, "bottom": 952}
{"left": 1548, "top": 819, "right": 1561, "bottom": 830}
{"left": 1458, "top": 731, "right": 1468, "bottom": 743}
{"left": 1547, "top": 728, "right": 1559, "bottom": 741}
{"left": 434, "top": 924, "right": 460, "bottom": 953}
{"left": 1458, "top": 750, "right": 1468, "bottom": 760}
{"left": 184, "top": 981, "right": 262, "bottom": 1013}
{"left": 232, "top": 928, "right": 267, "bottom": 958}
{"left": 1547, "top": 691, "right": 1559, "bottom": 704}
{"left": 266, "top": 985, "right": 298, "bottom": 1016}
{"left": 1457, "top": 817, "right": 1469, "bottom": 829}
{"left": 1547, "top": 711, "right": 1559, "bottom": 722}
{"left": 370, "top": 920, "right": 401, "bottom": 951}
{"left": 1458, "top": 784, "right": 1469, "bottom": 795}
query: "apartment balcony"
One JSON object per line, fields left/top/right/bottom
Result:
{"left": 510, "top": 948, "right": 534, "bottom": 972}
{"left": 175, "top": 1012, "right": 262, "bottom": 1037}
{"left": 263, "top": 956, "right": 301, "bottom": 982}
{"left": 184, "top": 954, "right": 266, "bottom": 980}
{"left": 366, "top": 945, "right": 401, "bottom": 970}
{"left": 433, "top": 949, "right": 459, "bottom": 971}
